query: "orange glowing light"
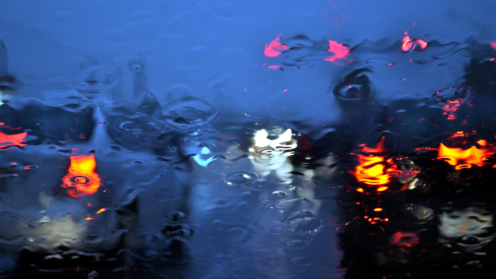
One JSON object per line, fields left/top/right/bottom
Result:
{"left": 354, "top": 155, "right": 390, "bottom": 185}
{"left": 374, "top": 208, "right": 383, "bottom": 211}
{"left": 96, "top": 208, "right": 106, "bottom": 214}
{"left": 437, "top": 143, "right": 493, "bottom": 169}
{"left": 324, "top": 40, "right": 350, "bottom": 63}
{"left": 85, "top": 215, "right": 94, "bottom": 221}
{"left": 0, "top": 132, "right": 27, "bottom": 149}
{"left": 402, "top": 32, "right": 427, "bottom": 52}
{"left": 440, "top": 98, "right": 463, "bottom": 120}
{"left": 61, "top": 154, "right": 101, "bottom": 198}
{"left": 377, "top": 186, "right": 388, "bottom": 192}
{"left": 264, "top": 37, "right": 289, "bottom": 57}
{"left": 356, "top": 188, "right": 364, "bottom": 192}
{"left": 477, "top": 139, "right": 488, "bottom": 146}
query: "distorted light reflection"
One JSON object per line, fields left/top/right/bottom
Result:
{"left": 437, "top": 143, "right": 494, "bottom": 169}
{"left": 438, "top": 208, "right": 495, "bottom": 252}
{"left": 249, "top": 128, "right": 299, "bottom": 184}
{"left": 193, "top": 146, "right": 217, "bottom": 167}
{"left": 264, "top": 37, "right": 289, "bottom": 57}
{"left": 324, "top": 39, "right": 350, "bottom": 63}
{"left": 61, "top": 154, "right": 101, "bottom": 198}
{"left": 0, "top": 131, "right": 27, "bottom": 149}
{"left": 401, "top": 31, "right": 428, "bottom": 52}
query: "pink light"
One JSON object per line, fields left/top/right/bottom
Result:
{"left": 324, "top": 40, "right": 350, "bottom": 63}
{"left": 264, "top": 37, "right": 289, "bottom": 57}
{"left": 402, "top": 32, "right": 427, "bottom": 52}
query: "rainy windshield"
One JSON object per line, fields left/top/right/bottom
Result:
{"left": 1, "top": 1, "right": 496, "bottom": 278}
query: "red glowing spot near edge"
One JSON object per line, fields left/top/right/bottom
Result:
{"left": 402, "top": 32, "right": 427, "bottom": 52}
{"left": 268, "top": 65, "right": 281, "bottom": 70}
{"left": 264, "top": 37, "right": 289, "bottom": 57}
{"left": 0, "top": 132, "right": 27, "bottom": 149}
{"left": 491, "top": 42, "right": 496, "bottom": 50}
{"left": 61, "top": 154, "right": 101, "bottom": 198}
{"left": 324, "top": 40, "right": 350, "bottom": 63}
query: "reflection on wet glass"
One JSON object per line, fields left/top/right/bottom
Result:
{"left": 1, "top": 1, "right": 496, "bottom": 278}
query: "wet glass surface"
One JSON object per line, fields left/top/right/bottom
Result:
{"left": 1, "top": 1, "right": 496, "bottom": 278}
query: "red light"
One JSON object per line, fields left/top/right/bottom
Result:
{"left": 324, "top": 40, "right": 350, "bottom": 63}
{"left": 61, "top": 154, "right": 101, "bottom": 198}
{"left": 491, "top": 42, "right": 496, "bottom": 50}
{"left": 357, "top": 136, "right": 386, "bottom": 153}
{"left": 96, "top": 208, "right": 106, "bottom": 214}
{"left": 390, "top": 232, "right": 419, "bottom": 247}
{"left": 264, "top": 37, "right": 289, "bottom": 57}
{"left": 0, "top": 132, "right": 27, "bottom": 149}
{"left": 268, "top": 65, "right": 281, "bottom": 70}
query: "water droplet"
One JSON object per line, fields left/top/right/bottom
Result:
{"left": 270, "top": 191, "right": 287, "bottom": 198}
{"left": 286, "top": 211, "right": 322, "bottom": 233}
{"left": 165, "top": 210, "right": 187, "bottom": 222}
{"left": 119, "top": 121, "right": 144, "bottom": 132}
{"left": 224, "top": 171, "right": 259, "bottom": 187}
{"left": 432, "top": 86, "right": 469, "bottom": 105}
{"left": 129, "top": 62, "right": 144, "bottom": 72}
{"left": 332, "top": 68, "right": 372, "bottom": 101}
{"left": 71, "top": 176, "right": 89, "bottom": 184}
{"left": 161, "top": 97, "right": 218, "bottom": 128}
{"left": 162, "top": 225, "right": 193, "bottom": 237}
